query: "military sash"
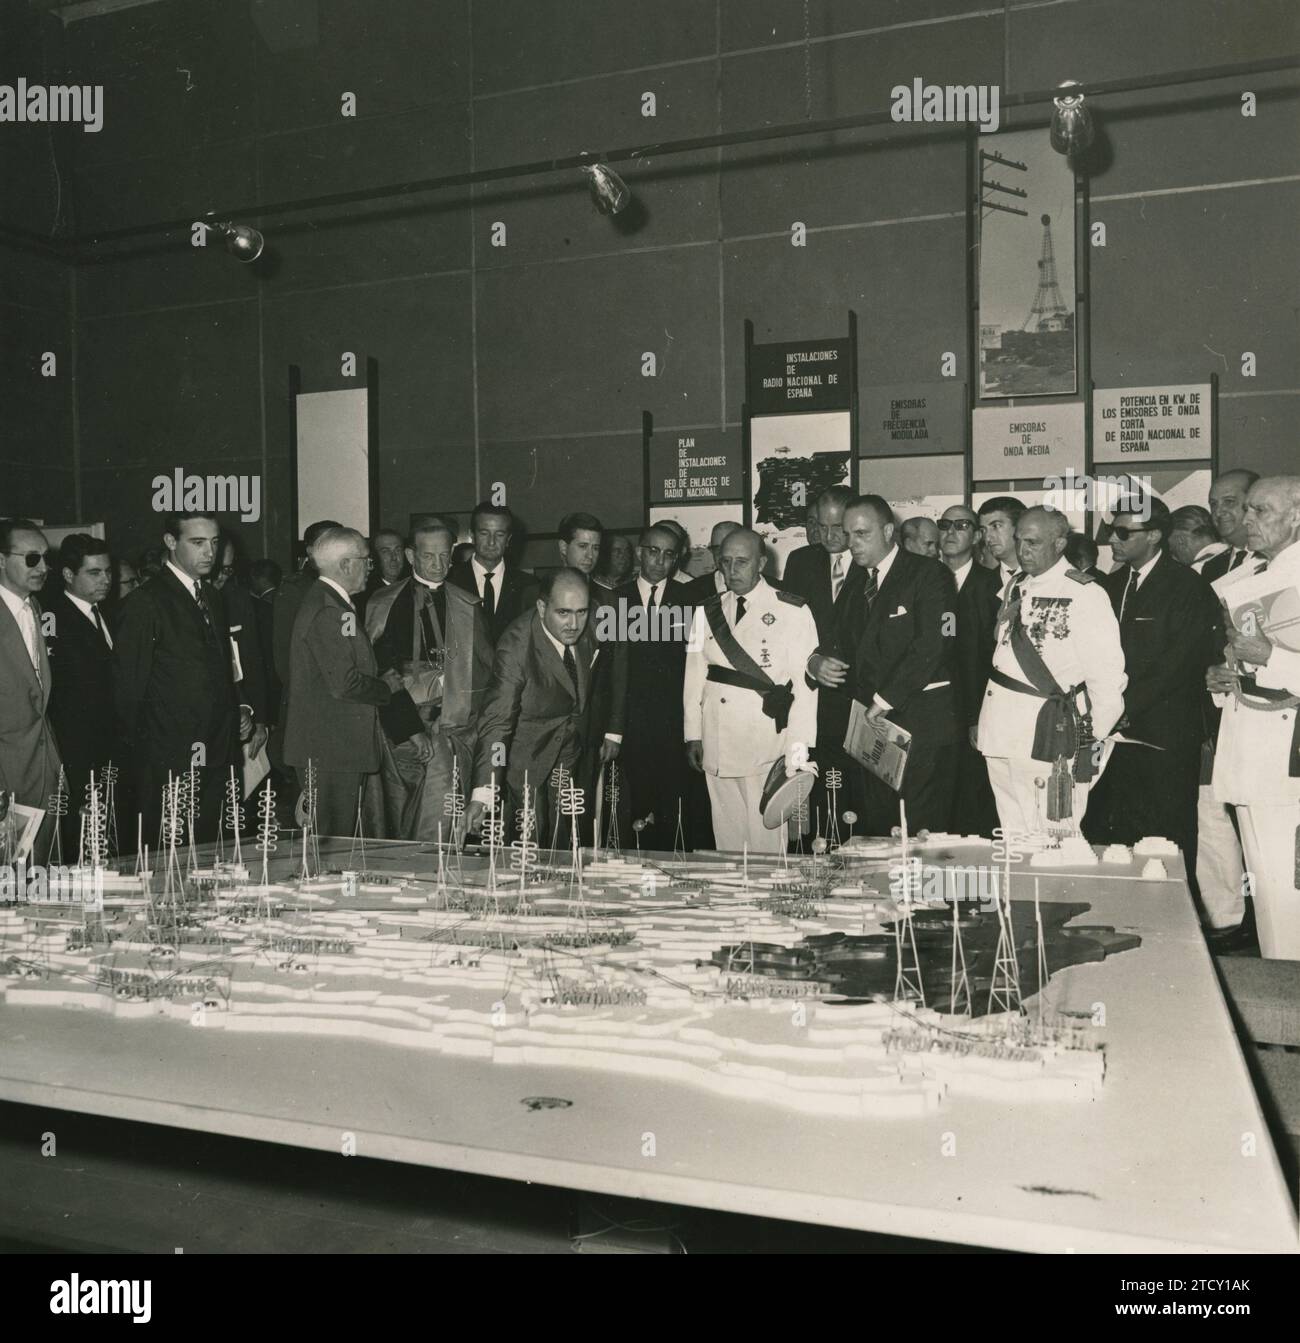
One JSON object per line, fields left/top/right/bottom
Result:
{"left": 702, "top": 595, "right": 795, "bottom": 733}
{"left": 988, "top": 615, "right": 1097, "bottom": 820}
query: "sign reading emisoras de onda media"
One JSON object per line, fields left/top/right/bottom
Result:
{"left": 748, "top": 339, "right": 853, "bottom": 416}
{"left": 972, "top": 401, "right": 1084, "bottom": 480}
{"left": 1093, "top": 383, "right": 1212, "bottom": 463}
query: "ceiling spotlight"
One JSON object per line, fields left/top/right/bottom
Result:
{"left": 1050, "top": 80, "right": 1095, "bottom": 158}
{"left": 581, "top": 163, "right": 630, "bottom": 216}
{"left": 203, "top": 218, "right": 265, "bottom": 262}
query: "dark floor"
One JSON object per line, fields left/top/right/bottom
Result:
{"left": 0, "top": 1102, "right": 996, "bottom": 1254}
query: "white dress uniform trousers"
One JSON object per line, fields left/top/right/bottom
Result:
{"left": 684, "top": 580, "right": 819, "bottom": 854}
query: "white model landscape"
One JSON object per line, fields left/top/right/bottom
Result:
{"left": 0, "top": 802, "right": 1155, "bottom": 1118}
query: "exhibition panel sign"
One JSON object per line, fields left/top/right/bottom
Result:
{"left": 647, "top": 428, "right": 742, "bottom": 505}
{"left": 972, "top": 401, "right": 1084, "bottom": 480}
{"left": 1093, "top": 383, "right": 1213, "bottom": 463}
{"left": 748, "top": 338, "right": 853, "bottom": 415}
{"left": 861, "top": 381, "right": 966, "bottom": 458}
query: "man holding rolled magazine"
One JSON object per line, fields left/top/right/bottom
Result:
{"left": 1208, "top": 475, "right": 1300, "bottom": 960}
{"left": 832, "top": 495, "right": 961, "bottom": 834}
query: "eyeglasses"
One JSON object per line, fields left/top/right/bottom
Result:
{"left": 936, "top": 520, "right": 975, "bottom": 533}
{"left": 7, "top": 550, "right": 51, "bottom": 568}
{"left": 1110, "top": 525, "right": 1153, "bottom": 541}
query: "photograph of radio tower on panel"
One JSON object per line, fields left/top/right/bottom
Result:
{"left": 978, "top": 127, "right": 1078, "bottom": 398}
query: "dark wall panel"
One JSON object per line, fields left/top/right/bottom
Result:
{"left": 27, "top": 0, "right": 1295, "bottom": 574}
{"left": 472, "top": 0, "right": 718, "bottom": 94}
{"left": 480, "top": 434, "right": 645, "bottom": 535}
{"left": 475, "top": 245, "right": 720, "bottom": 441}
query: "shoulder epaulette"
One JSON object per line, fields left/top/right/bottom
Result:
{"left": 1064, "top": 567, "right": 1097, "bottom": 584}
{"left": 775, "top": 589, "right": 807, "bottom": 607}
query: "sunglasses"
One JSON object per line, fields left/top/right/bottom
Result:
{"left": 1110, "top": 525, "right": 1153, "bottom": 541}
{"left": 936, "top": 519, "right": 975, "bottom": 532}
{"left": 7, "top": 549, "right": 51, "bottom": 568}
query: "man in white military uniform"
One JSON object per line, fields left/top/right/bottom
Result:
{"left": 684, "top": 528, "right": 819, "bottom": 854}
{"left": 977, "top": 507, "right": 1126, "bottom": 835}
{"left": 1209, "top": 476, "right": 1300, "bottom": 960}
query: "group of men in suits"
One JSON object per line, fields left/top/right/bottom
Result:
{"left": 6, "top": 462, "right": 1300, "bottom": 963}
{"left": 0, "top": 513, "right": 271, "bottom": 860}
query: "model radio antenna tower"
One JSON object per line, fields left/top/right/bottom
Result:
{"left": 1022, "top": 214, "right": 1069, "bottom": 332}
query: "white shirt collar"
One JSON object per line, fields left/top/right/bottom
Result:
{"left": 412, "top": 572, "right": 443, "bottom": 592}
{"left": 1025, "top": 556, "right": 1069, "bottom": 588}
{"left": 999, "top": 560, "right": 1016, "bottom": 585}
{"left": 471, "top": 555, "right": 501, "bottom": 584}
{"left": 0, "top": 583, "right": 32, "bottom": 620}
{"left": 636, "top": 574, "right": 665, "bottom": 606}
{"left": 1130, "top": 551, "right": 1162, "bottom": 587}
{"left": 66, "top": 591, "right": 101, "bottom": 622}
{"left": 319, "top": 575, "right": 353, "bottom": 607}
{"left": 726, "top": 577, "right": 771, "bottom": 613}
{"left": 166, "top": 559, "right": 202, "bottom": 598}
{"left": 539, "top": 620, "right": 569, "bottom": 660}
{"left": 950, "top": 557, "right": 973, "bottom": 591}
{"left": 871, "top": 543, "right": 900, "bottom": 584}
{"left": 1192, "top": 541, "right": 1228, "bottom": 565}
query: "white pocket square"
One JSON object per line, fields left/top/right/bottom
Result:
{"left": 888, "top": 606, "right": 908, "bottom": 618}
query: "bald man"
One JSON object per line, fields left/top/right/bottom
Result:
{"left": 900, "top": 516, "right": 940, "bottom": 560}
{"left": 684, "top": 528, "right": 819, "bottom": 853}
{"left": 467, "top": 568, "right": 612, "bottom": 844}
{"left": 977, "top": 506, "right": 1126, "bottom": 836}
{"left": 1202, "top": 469, "right": 1261, "bottom": 582}
{"left": 1209, "top": 476, "right": 1300, "bottom": 958}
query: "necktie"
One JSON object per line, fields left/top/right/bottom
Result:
{"left": 734, "top": 594, "right": 747, "bottom": 625}
{"left": 481, "top": 569, "right": 496, "bottom": 619}
{"left": 193, "top": 581, "right": 212, "bottom": 628}
{"left": 92, "top": 604, "right": 111, "bottom": 649}
{"left": 1229, "top": 549, "right": 1246, "bottom": 572}
{"left": 999, "top": 572, "right": 1024, "bottom": 629}
{"left": 831, "top": 553, "right": 846, "bottom": 602}
{"left": 17, "top": 599, "right": 40, "bottom": 681}
{"left": 562, "top": 644, "right": 579, "bottom": 699}
{"left": 649, "top": 583, "right": 660, "bottom": 609}
{"left": 1119, "top": 565, "right": 1138, "bottom": 621}
{"left": 1254, "top": 556, "right": 1269, "bottom": 574}
{"left": 862, "top": 567, "right": 879, "bottom": 610}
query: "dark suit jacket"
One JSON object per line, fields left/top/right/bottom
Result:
{"left": 113, "top": 567, "right": 240, "bottom": 775}
{"left": 45, "top": 590, "right": 118, "bottom": 775}
{"left": 952, "top": 561, "right": 1002, "bottom": 728}
{"left": 220, "top": 580, "right": 269, "bottom": 725}
{"left": 251, "top": 590, "right": 280, "bottom": 725}
{"left": 1199, "top": 547, "right": 1252, "bottom": 585}
{"left": 608, "top": 580, "right": 691, "bottom": 753}
{"left": 283, "top": 578, "right": 394, "bottom": 773}
{"left": 272, "top": 565, "right": 317, "bottom": 686}
{"left": 834, "top": 546, "right": 960, "bottom": 747}
{"left": 471, "top": 610, "right": 601, "bottom": 796}
{"left": 781, "top": 544, "right": 844, "bottom": 642}
{"left": 1101, "top": 551, "right": 1219, "bottom": 755}
{"left": 448, "top": 559, "right": 539, "bottom": 645}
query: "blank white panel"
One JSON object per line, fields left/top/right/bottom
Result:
{"left": 296, "top": 388, "right": 370, "bottom": 538}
